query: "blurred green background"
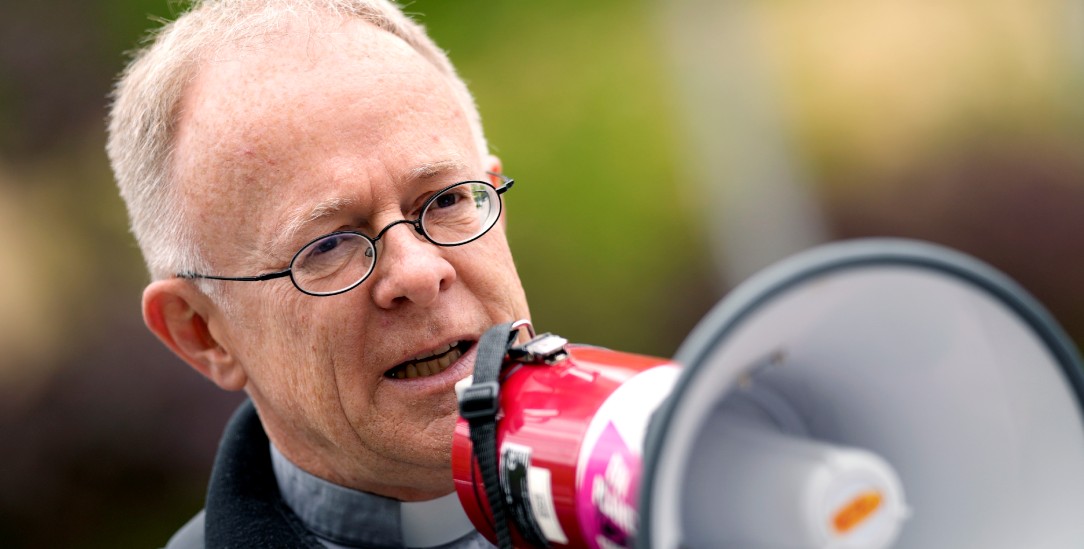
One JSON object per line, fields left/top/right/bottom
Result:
{"left": 1, "top": 0, "right": 1082, "bottom": 546}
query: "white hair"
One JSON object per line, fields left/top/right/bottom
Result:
{"left": 106, "top": 0, "right": 489, "bottom": 295}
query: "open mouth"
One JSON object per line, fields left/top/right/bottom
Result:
{"left": 385, "top": 340, "right": 473, "bottom": 379}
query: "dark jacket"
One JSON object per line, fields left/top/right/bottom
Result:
{"left": 165, "top": 400, "right": 324, "bottom": 548}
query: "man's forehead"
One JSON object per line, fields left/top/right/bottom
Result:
{"left": 169, "top": 15, "right": 477, "bottom": 267}
{"left": 176, "top": 18, "right": 432, "bottom": 154}
{"left": 173, "top": 17, "right": 452, "bottom": 185}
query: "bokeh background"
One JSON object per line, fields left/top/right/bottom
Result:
{"left": 2, "top": 0, "right": 1082, "bottom": 546}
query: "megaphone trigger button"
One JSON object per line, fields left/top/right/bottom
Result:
{"left": 510, "top": 333, "right": 570, "bottom": 365}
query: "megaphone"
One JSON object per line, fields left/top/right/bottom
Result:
{"left": 453, "top": 238, "right": 1084, "bottom": 548}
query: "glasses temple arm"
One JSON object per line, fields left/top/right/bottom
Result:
{"left": 177, "top": 269, "right": 292, "bottom": 282}
{"left": 485, "top": 171, "right": 514, "bottom": 195}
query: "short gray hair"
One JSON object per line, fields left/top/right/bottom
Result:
{"left": 106, "top": 0, "right": 488, "bottom": 286}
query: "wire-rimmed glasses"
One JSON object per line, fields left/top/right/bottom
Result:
{"left": 178, "top": 173, "right": 514, "bottom": 296}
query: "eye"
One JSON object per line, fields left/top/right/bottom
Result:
{"left": 312, "top": 235, "right": 342, "bottom": 256}
{"left": 434, "top": 191, "right": 461, "bottom": 209}
{"left": 291, "top": 232, "right": 376, "bottom": 294}
{"left": 420, "top": 182, "right": 499, "bottom": 245}
{"left": 297, "top": 233, "right": 363, "bottom": 271}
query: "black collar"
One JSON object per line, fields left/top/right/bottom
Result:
{"left": 204, "top": 400, "right": 323, "bottom": 548}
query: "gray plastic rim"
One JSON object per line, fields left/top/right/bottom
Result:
{"left": 635, "top": 237, "right": 1084, "bottom": 549}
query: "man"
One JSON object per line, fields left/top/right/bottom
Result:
{"left": 107, "top": 1, "right": 530, "bottom": 547}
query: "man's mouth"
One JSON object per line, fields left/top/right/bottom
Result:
{"left": 384, "top": 340, "right": 474, "bottom": 379}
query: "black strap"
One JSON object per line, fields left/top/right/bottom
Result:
{"left": 458, "top": 323, "right": 519, "bottom": 549}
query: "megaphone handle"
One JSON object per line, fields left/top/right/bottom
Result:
{"left": 459, "top": 322, "right": 520, "bottom": 549}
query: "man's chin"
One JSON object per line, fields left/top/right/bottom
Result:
{"left": 373, "top": 413, "right": 458, "bottom": 467}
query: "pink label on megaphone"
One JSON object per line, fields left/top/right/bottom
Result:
{"left": 575, "top": 366, "right": 679, "bottom": 549}
{"left": 579, "top": 422, "right": 642, "bottom": 548}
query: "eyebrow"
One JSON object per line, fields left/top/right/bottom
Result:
{"left": 270, "top": 195, "right": 360, "bottom": 258}
{"left": 407, "top": 158, "right": 471, "bottom": 181}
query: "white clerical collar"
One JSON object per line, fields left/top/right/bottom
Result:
{"left": 269, "top": 443, "right": 476, "bottom": 548}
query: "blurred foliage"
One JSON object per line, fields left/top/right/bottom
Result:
{"left": 414, "top": 0, "right": 713, "bottom": 353}
{"left": 751, "top": 0, "right": 1084, "bottom": 182}
{"left": 728, "top": 0, "right": 1084, "bottom": 341}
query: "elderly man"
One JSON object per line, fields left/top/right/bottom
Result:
{"left": 107, "top": 1, "right": 530, "bottom": 547}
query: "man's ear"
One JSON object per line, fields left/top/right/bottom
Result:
{"left": 142, "top": 279, "right": 246, "bottom": 391}
{"left": 486, "top": 155, "right": 509, "bottom": 226}
{"left": 485, "top": 154, "right": 503, "bottom": 184}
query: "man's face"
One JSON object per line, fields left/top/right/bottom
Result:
{"left": 171, "top": 18, "right": 529, "bottom": 500}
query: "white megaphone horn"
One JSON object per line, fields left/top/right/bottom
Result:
{"left": 453, "top": 238, "right": 1084, "bottom": 549}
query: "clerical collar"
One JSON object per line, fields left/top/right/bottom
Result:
{"left": 270, "top": 443, "right": 476, "bottom": 548}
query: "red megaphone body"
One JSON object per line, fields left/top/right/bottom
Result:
{"left": 452, "top": 334, "right": 679, "bottom": 549}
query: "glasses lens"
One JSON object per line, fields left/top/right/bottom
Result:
{"left": 421, "top": 182, "right": 500, "bottom": 245}
{"left": 291, "top": 232, "right": 375, "bottom": 295}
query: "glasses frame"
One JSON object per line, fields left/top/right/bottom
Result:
{"left": 177, "top": 172, "right": 514, "bottom": 296}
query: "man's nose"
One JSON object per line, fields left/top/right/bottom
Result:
{"left": 369, "top": 223, "right": 456, "bottom": 309}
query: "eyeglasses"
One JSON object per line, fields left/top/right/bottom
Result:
{"left": 178, "top": 173, "right": 514, "bottom": 296}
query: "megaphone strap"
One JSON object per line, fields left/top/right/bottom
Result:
{"left": 459, "top": 322, "right": 520, "bottom": 549}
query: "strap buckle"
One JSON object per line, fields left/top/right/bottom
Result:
{"left": 458, "top": 380, "right": 501, "bottom": 421}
